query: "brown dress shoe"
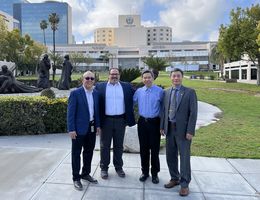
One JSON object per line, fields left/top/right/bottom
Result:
{"left": 101, "top": 170, "right": 108, "bottom": 179}
{"left": 164, "top": 179, "right": 180, "bottom": 188}
{"left": 179, "top": 187, "right": 189, "bottom": 196}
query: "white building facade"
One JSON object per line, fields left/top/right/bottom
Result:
{"left": 51, "top": 41, "right": 215, "bottom": 71}
{"left": 94, "top": 15, "right": 172, "bottom": 47}
{"left": 224, "top": 60, "right": 258, "bottom": 81}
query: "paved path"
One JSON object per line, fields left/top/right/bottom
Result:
{"left": 0, "top": 135, "right": 260, "bottom": 200}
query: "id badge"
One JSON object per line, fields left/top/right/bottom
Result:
{"left": 91, "top": 125, "right": 95, "bottom": 133}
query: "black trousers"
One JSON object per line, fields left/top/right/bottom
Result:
{"left": 137, "top": 116, "right": 161, "bottom": 176}
{"left": 100, "top": 116, "right": 126, "bottom": 171}
{"left": 71, "top": 124, "right": 96, "bottom": 181}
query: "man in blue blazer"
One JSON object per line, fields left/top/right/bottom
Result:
{"left": 67, "top": 71, "right": 101, "bottom": 190}
{"left": 95, "top": 68, "right": 135, "bottom": 179}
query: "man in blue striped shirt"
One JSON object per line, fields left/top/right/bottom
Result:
{"left": 133, "top": 70, "right": 164, "bottom": 184}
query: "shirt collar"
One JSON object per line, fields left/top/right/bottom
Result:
{"left": 108, "top": 81, "right": 120, "bottom": 86}
{"left": 172, "top": 85, "right": 182, "bottom": 91}
{"left": 144, "top": 84, "right": 154, "bottom": 91}
{"left": 83, "top": 86, "right": 93, "bottom": 93}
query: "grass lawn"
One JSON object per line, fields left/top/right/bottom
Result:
{"left": 16, "top": 71, "right": 260, "bottom": 158}
{"left": 153, "top": 71, "right": 260, "bottom": 158}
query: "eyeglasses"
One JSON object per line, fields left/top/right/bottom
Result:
{"left": 85, "top": 77, "right": 95, "bottom": 80}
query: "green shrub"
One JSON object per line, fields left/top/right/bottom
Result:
{"left": 40, "top": 88, "right": 56, "bottom": 99}
{"left": 226, "top": 79, "right": 237, "bottom": 83}
{"left": 0, "top": 96, "right": 68, "bottom": 135}
{"left": 120, "top": 68, "right": 141, "bottom": 82}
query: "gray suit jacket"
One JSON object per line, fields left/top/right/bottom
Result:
{"left": 160, "top": 85, "right": 198, "bottom": 137}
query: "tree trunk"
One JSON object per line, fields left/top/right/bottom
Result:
{"left": 257, "top": 58, "right": 260, "bottom": 86}
{"left": 52, "top": 30, "right": 56, "bottom": 82}
{"left": 43, "top": 30, "right": 46, "bottom": 46}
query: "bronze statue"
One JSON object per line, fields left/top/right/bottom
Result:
{"left": 37, "top": 54, "right": 51, "bottom": 89}
{"left": 58, "top": 55, "right": 73, "bottom": 90}
{"left": 0, "top": 65, "right": 41, "bottom": 93}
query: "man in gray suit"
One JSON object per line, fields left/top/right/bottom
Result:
{"left": 160, "top": 68, "right": 197, "bottom": 196}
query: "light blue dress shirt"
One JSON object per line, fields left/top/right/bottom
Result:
{"left": 105, "top": 82, "right": 125, "bottom": 115}
{"left": 133, "top": 85, "right": 164, "bottom": 118}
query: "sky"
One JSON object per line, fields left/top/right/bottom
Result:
{"left": 29, "top": 0, "right": 259, "bottom": 44}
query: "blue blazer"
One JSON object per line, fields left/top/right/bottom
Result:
{"left": 67, "top": 86, "right": 100, "bottom": 135}
{"left": 95, "top": 81, "right": 136, "bottom": 127}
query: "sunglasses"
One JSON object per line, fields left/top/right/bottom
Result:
{"left": 85, "top": 77, "right": 95, "bottom": 80}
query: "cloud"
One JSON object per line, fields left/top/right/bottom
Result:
{"left": 141, "top": 20, "right": 158, "bottom": 27}
{"left": 158, "top": 0, "right": 228, "bottom": 41}
{"left": 30, "top": 0, "right": 145, "bottom": 43}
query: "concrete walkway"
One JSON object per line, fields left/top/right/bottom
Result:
{"left": 0, "top": 134, "right": 260, "bottom": 200}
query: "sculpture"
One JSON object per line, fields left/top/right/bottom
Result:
{"left": 57, "top": 55, "right": 73, "bottom": 90}
{"left": 37, "top": 54, "right": 51, "bottom": 89}
{"left": 0, "top": 65, "right": 41, "bottom": 93}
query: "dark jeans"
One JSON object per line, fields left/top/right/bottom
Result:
{"left": 137, "top": 116, "right": 161, "bottom": 176}
{"left": 71, "top": 127, "right": 96, "bottom": 181}
{"left": 100, "top": 116, "right": 126, "bottom": 171}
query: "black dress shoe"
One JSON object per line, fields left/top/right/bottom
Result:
{"left": 73, "top": 180, "right": 83, "bottom": 191}
{"left": 152, "top": 175, "right": 159, "bottom": 184}
{"left": 139, "top": 174, "right": 149, "bottom": 182}
{"left": 101, "top": 170, "right": 108, "bottom": 179}
{"left": 81, "top": 174, "right": 98, "bottom": 184}
{"left": 116, "top": 169, "right": 126, "bottom": 178}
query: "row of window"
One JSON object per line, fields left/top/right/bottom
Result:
{"left": 147, "top": 29, "right": 171, "bottom": 32}
{"left": 147, "top": 38, "right": 170, "bottom": 41}
{"left": 147, "top": 33, "right": 170, "bottom": 37}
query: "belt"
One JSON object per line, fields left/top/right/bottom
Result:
{"left": 105, "top": 114, "right": 125, "bottom": 119}
{"left": 168, "top": 121, "right": 176, "bottom": 127}
{"left": 140, "top": 116, "right": 159, "bottom": 122}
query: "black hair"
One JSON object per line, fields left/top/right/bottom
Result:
{"left": 141, "top": 70, "right": 154, "bottom": 78}
{"left": 170, "top": 68, "right": 183, "bottom": 76}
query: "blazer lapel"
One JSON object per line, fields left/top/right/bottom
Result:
{"left": 176, "top": 86, "right": 185, "bottom": 111}
{"left": 165, "top": 88, "right": 171, "bottom": 115}
{"left": 80, "top": 86, "right": 89, "bottom": 113}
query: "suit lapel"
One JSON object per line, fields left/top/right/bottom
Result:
{"left": 80, "top": 86, "right": 89, "bottom": 113}
{"left": 165, "top": 88, "right": 171, "bottom": 115}
{"left": 176, "top": 86, "right": 185, "bottom": 111}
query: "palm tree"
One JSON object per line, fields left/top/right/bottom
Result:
{"left": 142, "top": 55, "right": 169, "bottom": 79}
{"left": 40, "top": 20, "right": 48, "bottom": 46}
{"left": 48, "top": 13, "right": 60, "bottom": 82}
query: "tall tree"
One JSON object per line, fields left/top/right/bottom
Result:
{"left": 48, "top": 13, "right": 60, "bottom": 81}
{"left": 40, "top": 20, "right": 48, "bottom": 46}
{"left": 210, "top": 44, "right": 226, "bottom": 78}
{"left": 0, "top": 16, "right": 8, "bottom": 60}
{"left": 218, "top": 4, "right": 260, "bottom": 85}
{"left": 70, "top": 52, "right": 94, "bottom": 71}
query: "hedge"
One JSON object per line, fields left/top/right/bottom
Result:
{"left": 0, "top": 96, "right": 67, "bottom": 135}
